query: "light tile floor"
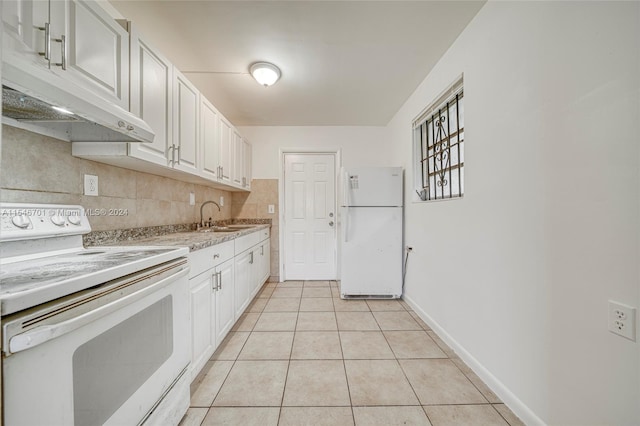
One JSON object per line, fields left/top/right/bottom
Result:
{"left": 181, "top": 281, "right": 525, "bottom": 426}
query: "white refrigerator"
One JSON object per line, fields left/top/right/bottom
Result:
{"left": 339, "top": 166, "right": 403, "bottom": 298}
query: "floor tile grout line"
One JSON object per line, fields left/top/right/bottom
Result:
{"left": 277, "top": 287, "right": 301, "bottom": 425}
{"left": 491, "top": 403, "right": 519, "bottom": 426}
{"left": 196, "top": 407, "right": 211, "bottom": 426}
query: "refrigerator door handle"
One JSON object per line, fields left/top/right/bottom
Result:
{"left": 344, "top": 207, "right": 349, "bottom": 242}
{"left": 343, "top": 169, "right": 350, "bottom": 242}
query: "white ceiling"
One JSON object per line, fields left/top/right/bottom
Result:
{"left": 110, "top": 1, "right": 485, "bottom": 126}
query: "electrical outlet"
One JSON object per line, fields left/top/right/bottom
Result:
{"left": 268, "top": 204, "right": 275, "bottom": 214}
{"left": 608, "top": 301, "right": 636, "bottom": 341}
{"left": 84, "top": 174, "right": 98, "bottom": 196}
{"left": 189, "top": 192, "right": 195, "bottom": 206}
{"left": 219, "top": 196, "right": 224, "bottom": 207}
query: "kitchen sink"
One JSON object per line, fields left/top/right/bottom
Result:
{"left": 195, "top": 224, "right": 258, "bottom": 233}
{"left": 196, "top": 227, "right": 236, "bottom": 233}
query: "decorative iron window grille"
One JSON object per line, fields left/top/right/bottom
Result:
{"left": 413, "top": 79, "right": 464, "bottom": 201}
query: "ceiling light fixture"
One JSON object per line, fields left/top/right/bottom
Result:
{"left": 250, "top": 62, "right": 281, "bottom": 87}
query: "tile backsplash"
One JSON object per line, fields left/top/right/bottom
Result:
{"left": 1, "top": 125, "right": 280, "bottom": 280}
{"left": 0, "top": 125, "right": 233, "bottom": 230}
{"left": 232, "top": 179, "right": 279, "bottom": 281}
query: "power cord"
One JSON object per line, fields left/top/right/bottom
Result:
{"left": 402, "top": 246, "right": 412, "bottom": 292}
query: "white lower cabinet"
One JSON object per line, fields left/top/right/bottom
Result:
{"left": 188, "top": 228, "right": 270, "bottom": 380}
{"left": 258, "top": 239, "right": 271, "bottom": 286}
{"left": 234, "top": 250, "right": 253, "bottom": 320}
{"left": 189, "top": 271, "right": 216, "bottom": 380}
{"left": 214, "top": 258, "right": 235, "bottom": 342}
{"left": 187, "top": 241, "right": 234, "bottom": 379}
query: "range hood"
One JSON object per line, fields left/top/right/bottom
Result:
{"left": 1, "top": 61, "right": 154, "bottom": 143}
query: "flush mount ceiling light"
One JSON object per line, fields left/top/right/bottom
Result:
{"left": 250, "top": 62, "right": 281, "bottom": 87}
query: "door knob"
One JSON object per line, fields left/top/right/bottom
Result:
{"left": 329, "top": 221, "right": 334, "bottom": 227}
{"left": 329, "top": 212, "right": 334, "bottom": 217}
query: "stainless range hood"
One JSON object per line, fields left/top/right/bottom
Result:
{"left": 2, "top": 61, "right": 154, "bottom": 143}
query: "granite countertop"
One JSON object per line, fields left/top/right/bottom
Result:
{"left": 91, "top": 223, "right": 271, "bottom": 252}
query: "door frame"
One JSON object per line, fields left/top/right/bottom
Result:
{"left": 279, "top": 148, "right": 342, "bottom": 281}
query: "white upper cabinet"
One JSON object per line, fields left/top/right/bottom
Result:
{"left": 218, "top": 116, "right": 233, "bottom": 186}
{"left": 172, "top": 68, "right": 199, "bottom": 174}
{"left": 128, "top": 24, "right": 172, "bottom": 167}
{"left": 60, "top": 0, "right": 129, "bottom": 109}
{"left": 2, "top": 0, "right": 49, "bottom": 60}
{"left": 2, "top": 0, "right": 129, "bottom": 109}
{"left": 242, "top": 138, "right": 252, "bottom": 190}
{"left": 200, "top": 97, "right": 220, "bottom": 180}
{"left": 40, "top": 2, "right": 253, "bottom": 191}
{"left": 232, "top": 130, "right": 243, "bottom": 187}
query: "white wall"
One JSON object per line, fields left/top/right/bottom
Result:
{"left": 237, "top": 126, "right": 391, "bottom": 178}
{"left": 388, "top": 1, "right": 639, "bottom": 425}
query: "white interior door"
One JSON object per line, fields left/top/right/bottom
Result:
{"left": 283, "top": 153, "right": 337, "bottom": 280}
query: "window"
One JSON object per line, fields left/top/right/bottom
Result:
{"left": 413, "top": 77, "right": 464, "bottom": 201}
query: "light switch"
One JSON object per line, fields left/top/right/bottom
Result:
{"left": 219, "top": 196, "right": 224, "bottom": 207}
{"left": 189, "top": 192, "right": 195, "bottom": 206}
{"left": 268, "top": 204, "right": 275, "bottom": 214}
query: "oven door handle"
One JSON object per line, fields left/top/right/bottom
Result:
{"left": 8, "top": 266, "right": 189, "bottom": 354}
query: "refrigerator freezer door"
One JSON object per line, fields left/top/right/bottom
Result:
{"left": 342, "top": 167, "right": 403, "bottom": 207}
{"left": 340, "top": 206, "right": 402, "bottom": 297}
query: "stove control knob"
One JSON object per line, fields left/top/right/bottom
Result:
{"left": 12, "top": 215, "right": 31, "bottom": 229}
{"left": 50, "top": 215, "right": 66, "bottom": 226}
{"left": 68, "top": 215, "right": 82, "bottom": 226}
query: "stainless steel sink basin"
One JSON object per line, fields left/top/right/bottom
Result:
{"left": 194, "top": 224, "right": 258, "bottom": 233}
{"left": 196, "top": 227, "right": 236, "bottom": 233}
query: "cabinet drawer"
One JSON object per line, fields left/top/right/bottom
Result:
{"left": 188, "top": 240, "right": 234, "bottom": 278}
{"left": 259, "top": 228, "right": 270, "bottom": 242}
{"left": 234, "top": 232, "right": 260, "bottom": 255}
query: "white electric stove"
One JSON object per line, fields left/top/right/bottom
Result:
{"left": 0, "top": 203, "right": 191, "bottom": 426}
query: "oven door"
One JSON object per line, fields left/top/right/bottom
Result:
{"left": 2, "top": 259, "right": 190, "bottom": 426}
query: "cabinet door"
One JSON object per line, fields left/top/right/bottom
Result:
{"left": 172, "top": 69, "right": 199, "bottom": 174}
{"left": 2, "top": 0, "right": 128, "bottom": 108}
{"left": 234, "top": 251, "right": 252, "bottom": 319}
{"left": 190, "top": 272, "right": 216, "bottom": 380}
{"left": 261, "top": 240, "right": 271, "bottom": 284}
{"left": 200, "top": 97, "right": 220, "bottom": 180}
{"left": 215, "top": 258, "right": 235, "bottom": 342}
{"left": 218, "top": 116, "right": 233, "bottom": 185}
{"left": 129, "top": 26, "right": 172, "bottom": 166}
{"left": 243, "top": 138, "right": 252, "bottom": 190}
{"left": 232, "top": 130, "right": 243, "bottom": 187}
{"left": 59, "top": 0, "right": 129, "bottom": 109}
{"left": 2, "top": 0, "right": 49, "bottom": 62}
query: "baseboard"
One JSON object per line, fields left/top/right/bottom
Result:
{"left": 403, "top": 295, "right": 546, "bottom": 426}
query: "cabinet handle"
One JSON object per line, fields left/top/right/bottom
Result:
{"left": 53, "top": 35, "right": 66, "bottom": 70}
{"left": 212, "top": 272, "right": 218, "bottom": 291}
{"left": 213, "top": 253, "right": 220, "bottom": 259}
{"left": 250, "top": 252, "right": 254, "bottom": 264}
{"left": 217, "top": 271, "right": 222, "bottom": 290}
{"left": 261, "top": 246, "right": 264, "bottom": 256}
{"left": 220, "top": 166, "right": 224, "bottom": 178}
{"left": 175, "top": 145, "right": 181, "bottom": 165}
{"left": 37, "top": 23, "right": 51, "bottom": 63}
{"left": 167, "top": 145, "right": 175, "bottom": 165}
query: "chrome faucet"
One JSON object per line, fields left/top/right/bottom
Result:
{"left": 199, "top": 200, "right": 221, "bottom": 227}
